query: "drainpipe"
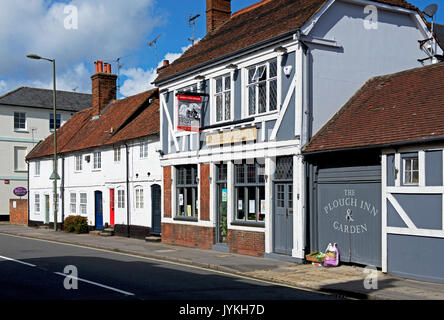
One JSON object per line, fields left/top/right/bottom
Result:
{"left": 125, "top": 143, "right": 130, "bottom": 238}
{"left": 61, "top": 155, "right": 65, "bottom": 228}
{"left": 26, "top": 159, "right": 30, "bottom": 226}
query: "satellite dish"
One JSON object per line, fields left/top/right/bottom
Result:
{"left": 423, "top": 4, "right": 438, "bottom": 18}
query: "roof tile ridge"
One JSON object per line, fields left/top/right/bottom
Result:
{"left": 0, "top": 86, "right": 26, "bottom": 100}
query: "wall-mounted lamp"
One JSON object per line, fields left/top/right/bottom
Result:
{"left": 196, "top": 177, "right": 200, "bottom": 183}
{"left": 273, "top": 46, "right": 287, "bottom": 54}
{"left": 226, "top": 63, "right": 238, "bottom": 70}
{"left": 156, "top": 149, "right": 165, "bottom": 156}
{"left": 85, "top": 155, "right": 90, "bottom": 163}
{"left": 208, "top": 176, "right": 212, "bottom": 183}
{"left": 147, "top": 172, "right": 151, "bottom": 177}
{"left": 264, "top": 174, "right": 269, "bottom": 182}
{"left": 194, "top": 75, "right": 205, "bottom": 81}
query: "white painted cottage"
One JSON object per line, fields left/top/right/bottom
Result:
{"left": 26, "top": 61, "right": 162, "bottom": 238}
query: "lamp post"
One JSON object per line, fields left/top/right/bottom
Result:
{"left": 26, "top": 54, "right": 58, "bottom": 231}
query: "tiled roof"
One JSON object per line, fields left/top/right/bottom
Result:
{"left": 436, "top": 24, "right": 444, "bottom": 47}
{"left": 155, "top": 0, "right": 418, "bottom": 83}
{"left": 26, "top": 88, "right": 159, "bottom": 160}
{"left": 0, "top": 87, "right": 91, "bottom": 112}
{"left": 302, "top": 62, "right": 444, "bottom": 153}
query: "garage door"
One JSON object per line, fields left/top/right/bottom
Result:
{"left": 312, "top": 166, "right": 381, "bottom": 267}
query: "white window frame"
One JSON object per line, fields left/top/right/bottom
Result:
{"left": 135, "top": 187, "right": 144, "bottom": 209}
{"left": 114, "top": 146, "right": 121, "bottom": 162}
{"left": 14, "top": 146, "right": 27, "bottom": 172}
{"left": 140, "top": 141, "right": 148, "bottom": 159}
{"left": 14, "top": 112, "right": 26, "bottom": 131}
{"left": 118, "top": 189, "right": 125, "bottom": 208}
{"left": 245, "top": 58, "right": 278, "bottom": 117}
{"left": 70, "top": 193, "right": 77, "bottom": 214}
{"left": 403, "top": 156, "right": 419, "bottom": 185}
{"left": 75, "top": 155, "right": 82, "bottom": 172}
{"left": 93, "top": 151, "right": 101, "bottom": 170}
{"left": 80, "top": 193, "right": 87, "bottom": 215}
{"left": 35, "top": 160, "right": 40, "bottom": 176}
{"left": 34, "top": 193, "right": 40, "bottom": 213}
{"left": 213, "top": 74, "right": 233, "bottom": 124}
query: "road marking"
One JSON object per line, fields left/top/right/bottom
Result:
{"left": 0, "top": 255, "right": 36, "bottom": 267}
{"left": 0, "top": 252, "right": 134, "bottom": 297}
{"left": 54, "top": 272, "right": 135, "bottom": 296}
{"left": 0, "top": 232, "right": 343, "bottom": 298}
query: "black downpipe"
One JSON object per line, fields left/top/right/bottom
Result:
{"left": 125, "top": 143, "right": 130, "bottom": 238}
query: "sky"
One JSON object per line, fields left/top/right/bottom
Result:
{"left": 0, "top": 0, "right": 442, "bottom": 99}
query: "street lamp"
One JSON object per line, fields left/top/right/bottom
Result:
{"left": 26, "top": 54, "right": 58, "bottom": 231}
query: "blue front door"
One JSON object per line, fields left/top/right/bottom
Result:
{"left": 95, "top": 191, "right": 103, "bottom": 230}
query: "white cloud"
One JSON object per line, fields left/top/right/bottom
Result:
{"left": 0, "top": 0, "right": 162, "bottom": 95}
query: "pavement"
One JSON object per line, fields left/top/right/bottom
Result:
{"left": 0, "top": 222, "right": 443, "bottom": 300}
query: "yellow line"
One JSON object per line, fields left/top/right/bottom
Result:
{"left": 0, "top": 232, "right": 343, "bottom": 298}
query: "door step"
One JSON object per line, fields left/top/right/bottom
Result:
{"left": 38, "top": 225, "right": 50, "bottom": 230}
{"left": 145, "top": 235, "right": 161, "bottom": 242}
{"left": 89, "top": 230, "right": 102, "bottom": 236}
{"left": 100, "top": 227, "right": 115, "bottom": 237}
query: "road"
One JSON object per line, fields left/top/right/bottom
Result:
{"left": 0, "top": 233, "right": 340, "bottom": 301}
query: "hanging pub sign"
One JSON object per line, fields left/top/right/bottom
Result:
{"left": 177, "top": 94, "right": 202, "bottom": 132}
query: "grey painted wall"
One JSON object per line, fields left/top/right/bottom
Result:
{"left": 392, "top": 193, "right": 442, "bottom": 230}
{"left": 425, "top": 150, "right": 443, "bottom": 186}
{"left": 388, "top": 234, "right": 444, "bottom": 283}
{"left": 309, "top": 1, "right": 430, "bottom": 136}
{"left": 386, "top": 154, "right": 395, "bottom": 186}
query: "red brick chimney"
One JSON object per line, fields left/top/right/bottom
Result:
{"left": 91, "top": 60, "right": 117, "bottom": 117}
{"left": 206, "top": 0, "right": 231, "bottom": 33}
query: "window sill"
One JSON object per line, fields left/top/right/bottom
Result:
{"left": 174, "top": 216, "right": 198, "bottom": 222}
{"left": 14, "top": 129, "right": 29, "bottom": 133}
{"left": 231, "top": 220, "right": 265, "bottom": 228}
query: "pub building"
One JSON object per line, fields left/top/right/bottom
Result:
{"left": 154, "top": 0, "right": 435, "bottom": 259}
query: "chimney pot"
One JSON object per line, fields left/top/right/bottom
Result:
{"left": 163, "top": 60, "right": 169, "bottom": 67}
{"left": 91, "top": 60, "right": 117, "bottom": 117}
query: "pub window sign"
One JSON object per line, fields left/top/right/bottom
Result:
{"left": 177, "top": 94, "right": 203, "bottom": 132}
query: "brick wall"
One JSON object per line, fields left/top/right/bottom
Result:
{"left": 227, "top": 229, "right": 265, "bottom": 257}
{"left": 162, "top": 223, "right": 214, "bottom": 249}
{"left": 200, "top": 164, "right": 210, "bottom": 221}
{"left": 9, "top": 199, "right": 28, "bottom": 225}
{"left": 163, "top": 166, "right": 171, "bottom": 218}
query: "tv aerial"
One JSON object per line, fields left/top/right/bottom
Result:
{"left": 148, "top": 34, "right": 161, "bottom": 67}
{"left": 188, "top": 14, "right": 200, "bottom": 46}
{"left": 418, "top": 4, "right": 439, "bottom": 62}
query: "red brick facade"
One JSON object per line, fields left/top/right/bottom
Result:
{"left": 163, "top": 166, "right": 171, "bottom": 218}
{"left": 162, "top": 222, "right": 214, "bottom": 249}
{"left": 200, "top": 164, "right": 210, "bottom": 221}
{"left": 227, "top": 229, "right": 265, "bottom": 257}
{"left": 9, "top": 199, "right": 28, "bottom": 225}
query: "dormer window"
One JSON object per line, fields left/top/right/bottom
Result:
{"left": 246, "top": 59, "right": 277, "bottom": 116}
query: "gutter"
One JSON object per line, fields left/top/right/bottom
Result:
{"left": 302, "top": 135, "right": 444, "bottom": 156}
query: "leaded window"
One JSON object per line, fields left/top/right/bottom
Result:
{"left": 214, "top": 74, "right": 231, "bottom": 122}
{"left": 246, "top": 59, "right": 278, "bottom": 116}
